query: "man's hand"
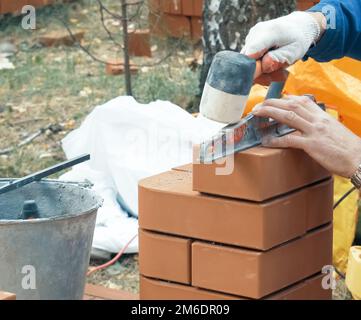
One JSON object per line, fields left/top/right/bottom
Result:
{"left": 241, "top": 11, "right": 326, "bottom": 73}
{"left": 253, "top": 96, "right": 361, "bottom": 178}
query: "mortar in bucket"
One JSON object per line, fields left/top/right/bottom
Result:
{"left": 0, "top": 155, "right": 102, "bottom": 300}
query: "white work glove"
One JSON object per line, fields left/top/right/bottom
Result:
{"left": 241, "top": 11, "right": 322, "bottom": 73}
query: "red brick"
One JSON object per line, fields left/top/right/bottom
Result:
{"left": 84, "top": 284, "right": 138, "bottom": 300}
{"left": 172, "top": 163, "right": 193, "bottom": 172}
{"left": 182, "top": 0, "right": 203, "bottom": 17}
{"left": 128, "top": 29, "right": 152, "bottom": 57}
{"left": 1, "top": 0, "right": 51, "bottom": 14}
{"left": 37, "top": 30, "right": 85, "bottom": 47}
{"left": 190, "top": 16, "right": 202, "bottom": 42}
{"left": 150, "top": 13, "right": 191, "bottom": 38}
{"left": 297, "top": 0, "right": 320, "bottom": 11}
{"left": 105, "top": 60, "right": 138, "bottom": 76}
{"left": 269, "top": 274, "right": 332, "bottom": 300}
{"left": 148, "top": 0, "right": 160, "bottom": 13}
{"left": 160, "top": 0, "right": 182, "bottom": 15}
{"left": 139, "top": 170, "right": 333, "bottom": 250}
{"left": 193, "top": 147, "right": 331, "bottom": 202}
{"left": 193, "top": 0, "right": 203, "bottom": 17}
{"left": 307, "top": 179, "right": 334, "bottom": 230}
{"left": 139, "top": 229, "right": 191, "bottom": 285}
{"left": 181, "top": 0, "right": 193, "bottom": 16}
{"left": 192, "top": 224, "right": 333, "bottom": 299}
{"left": 140, "top": 273, "right": 332, "bottom": 300}
{"left": 1, "top": 0, "right": 20, "bottom": 14}
{"left": 141, "top": 276, "right": 238, "bottom": 300}
{"left": 0, "top": 291, "right": 16, "bottom": 300}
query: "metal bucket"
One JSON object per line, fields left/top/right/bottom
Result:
{"left": 0, "top": 179, "right": 102, "bottom": 300}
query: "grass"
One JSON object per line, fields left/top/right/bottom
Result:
{"left": 0, "top": 0, "right": 200, "bottom": 177}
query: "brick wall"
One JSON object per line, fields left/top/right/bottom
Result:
{"left": 139, "top": 148, "right": 334, "bottom": 300}
{"left": 149, "top": 0, "right": 202, "bottom": 42}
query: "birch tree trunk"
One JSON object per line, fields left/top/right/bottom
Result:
{"left": 191, "top": 0, "right": 296, "bottom": 112}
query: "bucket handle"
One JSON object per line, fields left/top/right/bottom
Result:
{"left": 0, "top": 154, "right": 90, "bottom": 195}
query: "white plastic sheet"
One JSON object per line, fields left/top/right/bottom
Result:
{"left": 61, "top": 96, "right": 220, "bottom": 254}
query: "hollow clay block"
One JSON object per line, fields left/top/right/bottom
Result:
{"left": 193, "top": 147, "right": 331, "bottom": 201}
{"left": 139, "top": 170, "right": 333, "bottom": 250}
{"left": 192, "top": 224, "right": 333, "bottom": 299}
{"left": 139, "top": 229, "right": 191, "bottom": 285}
{"left": 0, "top": 291, "right": 16, "bottom": 300}
{"left": 140, "top": 273, "right": 332, "bottom": 300}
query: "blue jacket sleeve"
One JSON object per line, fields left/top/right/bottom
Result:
{"left": 305, "top": 0, "right": 361, "bottom": 62}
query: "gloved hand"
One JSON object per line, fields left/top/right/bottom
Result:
{"left": 241, "top": 11, "right": 325, "bottom": 73}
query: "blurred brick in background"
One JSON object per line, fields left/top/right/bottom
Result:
{"left": 297, "top": 0, "right": 320, "bottom": 11}
{"left": 128, "top": 29, "right": 152, "bottom": 57}
{"left": 0, "top": 0, "right": 320, "bottom": 40}
{"left": 0, "top": 0, "right": 54, "bottom": 14}
{"left": 149, "top": 0, "right": 320, "bottom": 42}
{"left": 149, "top": 0, "right": 202, "bottom": 41}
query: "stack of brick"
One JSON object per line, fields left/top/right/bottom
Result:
{"left": 148, "top": 0, "right": 321, "bottom": 41}
{"left": 139, "top": 147, "right": 334, "bottom": 300}
{"left": 149, "top": 0, "right": 203, "bottom": 42}
{"left": 0, "top": 0, "right": 57, "bottom": 15}
{"left": 297, "top": 0, "right": 321, "bottom": 11}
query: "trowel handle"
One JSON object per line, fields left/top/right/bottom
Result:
{"left": 254, "top": 58, "right": 289, "bottom": 100}
{"left": 265, "top": 81, "right": 287, "bottom": 100}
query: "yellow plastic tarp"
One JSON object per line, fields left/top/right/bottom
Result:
{"left": 285, "top": 58, "right": 361, "bottom": 136}
{"left": 244, "top": 84, "right": 268, "bottom": 115}
{"left": 333, "top": 176, "right": 359, "bottom": 273}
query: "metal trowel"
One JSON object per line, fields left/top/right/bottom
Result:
{"left": 198, "top": 50, "right": 294, "bottom": 163}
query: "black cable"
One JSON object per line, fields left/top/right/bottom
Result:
{"left": 331, "top": 186, "right": 358, "bottom": 280}
{"left": 333, "top": 186, "right": 357, "bottom": 210}
{"left": 334, "top": 267, "right": 346, "bottom": 280}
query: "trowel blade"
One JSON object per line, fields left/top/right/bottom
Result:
{"left": 199, "top": 114, "right": 296, "bottom": 163}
